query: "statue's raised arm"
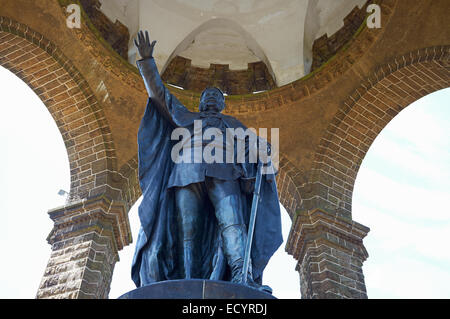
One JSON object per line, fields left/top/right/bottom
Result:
{"left": 134, "top": 31, "right": 163, "bottom": 101}
{"left": 135, "top": 30, "right": 187, "bottom": 124}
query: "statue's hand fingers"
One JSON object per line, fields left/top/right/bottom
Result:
{"left": 138, "top": 31, "right": 144, "bottom": 45}
{"left": 145, "top": 31, "right": 150, "bottom": 46}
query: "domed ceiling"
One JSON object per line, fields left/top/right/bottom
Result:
{"left": 94, "top": 0, "right": 366, "bottom": 89}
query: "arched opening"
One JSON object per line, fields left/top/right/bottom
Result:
{"left": 308, "top": 46, "right": 449, "bottom": 220}
{"left": 0, "top": 66, "right": 70, "bottom": 298}
{"left": 353, "top": 88, "right": 450, "bottom": 298}
{"left": 109, "top": 197, "right": 300, "bottom": 298}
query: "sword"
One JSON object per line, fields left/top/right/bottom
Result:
{"left": 242, "top": 159, "right": 263, "bottom": 284}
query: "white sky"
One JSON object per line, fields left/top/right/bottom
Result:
{"left": 0, "top": 65, "right": 448, "bottom": 299}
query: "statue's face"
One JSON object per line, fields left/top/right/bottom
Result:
{"left": 199, "top": 88, "right": 225, "bottom": 112}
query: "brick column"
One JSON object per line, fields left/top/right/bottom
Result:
{"left": 36, "top": 195, "right": 131, "bottom": 299}
{"left": 287, "top": 209, "right": 369, "bottom": 299}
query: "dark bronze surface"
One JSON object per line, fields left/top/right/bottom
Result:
{"left": 131, "top": 31, "right": 282, "bottom": 295}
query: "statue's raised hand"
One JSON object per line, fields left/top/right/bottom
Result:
{"left": 134, "top": 30, "right": 157, "bottom": 59}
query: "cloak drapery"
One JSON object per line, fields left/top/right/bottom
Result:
{"left": 131, "top": 94, "right": 283, "bottom": 287}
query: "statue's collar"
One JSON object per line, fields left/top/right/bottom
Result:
{"left": 200, "top": 110, "right": 222, "bottom": 118}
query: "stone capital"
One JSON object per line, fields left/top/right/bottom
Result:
{"left": 286, "top": 208, "right": 370, "bottom": 298}
{"left": 287, "top": 208, "right": 369, "bottom": 265}
{"left": 47, "top": 194, "right": 132, "bottom": 255}
{"left": 37, "top": 194, "right": 132, "bottom": 299}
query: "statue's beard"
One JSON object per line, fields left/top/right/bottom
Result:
{"left": 206, "top": 102, "right": 218, "bottom": 109}
{"left": 200, "top": 101, "right": 224, "bottom": 112}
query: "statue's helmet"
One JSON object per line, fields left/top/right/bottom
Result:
{"left": 199, "top": 87, "right": 225, "bottom": 112}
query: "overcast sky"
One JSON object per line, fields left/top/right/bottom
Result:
{"left": 0, "top": 65, "right": 448, "bottom": 299}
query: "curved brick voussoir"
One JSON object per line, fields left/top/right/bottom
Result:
{"left": 0, "top": 16, "right": 121, "bottom": 202}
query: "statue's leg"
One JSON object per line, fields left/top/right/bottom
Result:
{"left": 204, "top": 178, "right": 248, "bottom": 282}
{"left": 174, "top": 183, "right": 205, "bottom": 279}
{"left": 205, "top": 177, "right": 272, "bottom": 293}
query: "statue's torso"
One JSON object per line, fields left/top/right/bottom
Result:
{"left": 168, "top": 112, "right": 245, "bottom": 188}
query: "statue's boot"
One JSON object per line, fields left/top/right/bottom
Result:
{"left": 221, "top": 224, "right": 273, "bottom": 294}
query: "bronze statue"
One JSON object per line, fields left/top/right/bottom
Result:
{"left": 131, "top": 30, "right": 282, "bottom": 294}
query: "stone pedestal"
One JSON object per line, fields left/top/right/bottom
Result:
{"left": 286, "top": 208, "right": 369, "bottom": 299}
{"left": 119, "top": 280, "right": 276, "bottom": 299}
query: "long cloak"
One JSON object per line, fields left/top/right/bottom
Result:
{"left": 131, "top": 95, "right": 283, "bottom": 287}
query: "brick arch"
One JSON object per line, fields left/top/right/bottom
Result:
{"left": 0, "top": 16, "right": 119, "bottom": 202}
{"left": 305, "top": 45, "right": 450, "bottom": 219}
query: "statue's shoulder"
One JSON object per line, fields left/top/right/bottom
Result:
{"left": 220, "top": 113, "right": 247, "bottom": 129}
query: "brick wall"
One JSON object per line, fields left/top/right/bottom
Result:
{"left": 276, "top": 155, "right": 304, "bottom": 219}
